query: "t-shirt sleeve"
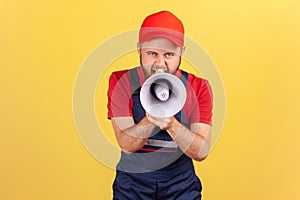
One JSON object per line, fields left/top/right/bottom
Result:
{"left": 107, "top": 71, "right": 132, "bottom": 119}
{"left": 189, "top": 79, "right": 213, "bottom": 125}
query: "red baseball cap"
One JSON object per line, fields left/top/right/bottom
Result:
{"left": 139, "top": 10, "right": 185, "bottom": 47}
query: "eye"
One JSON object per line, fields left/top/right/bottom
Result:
{"left": 165, "top": 52, "right": 175, "bottom": 58}
{"left": 146, "top": 51, "right": 157, "bottom": 57}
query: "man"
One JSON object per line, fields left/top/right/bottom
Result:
{"left": 107, "top": 10, "right": 213, "bottom": 200}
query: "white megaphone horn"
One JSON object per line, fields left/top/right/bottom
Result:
{"left": 140, "top": 70, "right": 187, "bottom": 118}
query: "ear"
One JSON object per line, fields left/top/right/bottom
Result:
{"left": 137, "top": 43, "right": 142, "bottom": 55}
{"left": 180, "top": 46, "right": 186, "bottom": 56}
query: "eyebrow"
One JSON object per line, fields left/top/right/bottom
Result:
{"left": 144, "top": 49, "right": 177, "bottom": 53}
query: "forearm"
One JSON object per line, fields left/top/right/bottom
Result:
{"left": 116, "top": 117, "right": 156, "bottom": 153}
{"left": 167, "top": 120, "right": 210, "bottom": 161}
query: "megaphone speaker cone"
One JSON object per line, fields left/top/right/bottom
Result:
{"left": 140, "top": 72, "right": 187, "bottom": 118}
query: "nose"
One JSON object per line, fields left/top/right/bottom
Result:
{"left": 155, "top": 55, "right": 167, "bottom": 67}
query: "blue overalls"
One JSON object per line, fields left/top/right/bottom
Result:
{"left": 113, "top": 67, "right": 202, "bottom": 200}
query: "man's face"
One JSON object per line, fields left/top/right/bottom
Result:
{"left": 138, "top": 37, "right": 183, "bottom": 78}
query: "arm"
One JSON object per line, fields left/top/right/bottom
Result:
{"left": 168, "top": 120, "right": 211, "bottom": 161}
{"left": 147, "top": 114, "right": 211, "bottom": 161}
{"left": 111, "top": 116, "right": 156, "bottom": 154}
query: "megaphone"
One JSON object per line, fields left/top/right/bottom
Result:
{"left": 140, "top": 71, "right": 187, "bottom": 118}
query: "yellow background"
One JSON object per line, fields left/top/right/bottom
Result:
{"left": 1, "top": 0, "right": 300, "bottom": 199}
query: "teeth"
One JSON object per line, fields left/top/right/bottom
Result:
{"left": 153, "top": 68, "right": 167, "bottom": 73}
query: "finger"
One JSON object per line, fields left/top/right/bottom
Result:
{"left": 150, "top": 118, "right": 166, "bottom": 129}
{"left": 161, "top": 117, "right": 175, "bottom": 130}
{"left": 146, "top": 113, "right": 154, "bottom": 123}
{"left": 146, "top": 112, "right": 166, "bottom": 121}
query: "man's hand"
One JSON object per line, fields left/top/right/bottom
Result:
{"left": 146, "top": 113, "right": 178, "bottom": 130}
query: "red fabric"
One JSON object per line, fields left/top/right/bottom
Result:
{"left": 183, "top": 72, "right": 213, "bottom": 125}
{"left": 139, "top": 10, "right": 185, "bottom": 47}
{"left": 107, "top": 67, "right": 213, "bottom": 125}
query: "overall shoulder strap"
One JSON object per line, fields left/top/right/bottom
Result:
{"left": 179, "top": 70, "right": 188, "bottom": 87}
{"left": 129, "top": 67, "right": 141, "bottom": 94}
{"left": 174, "top": 70, "right": 189, "bottom": 126}
{"left": 128, "top": 67, "right": 145, "bottom": 123}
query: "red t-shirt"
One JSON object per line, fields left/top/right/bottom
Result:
{"left": 107, "top": 66, "right": 213, "bottom": 125}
